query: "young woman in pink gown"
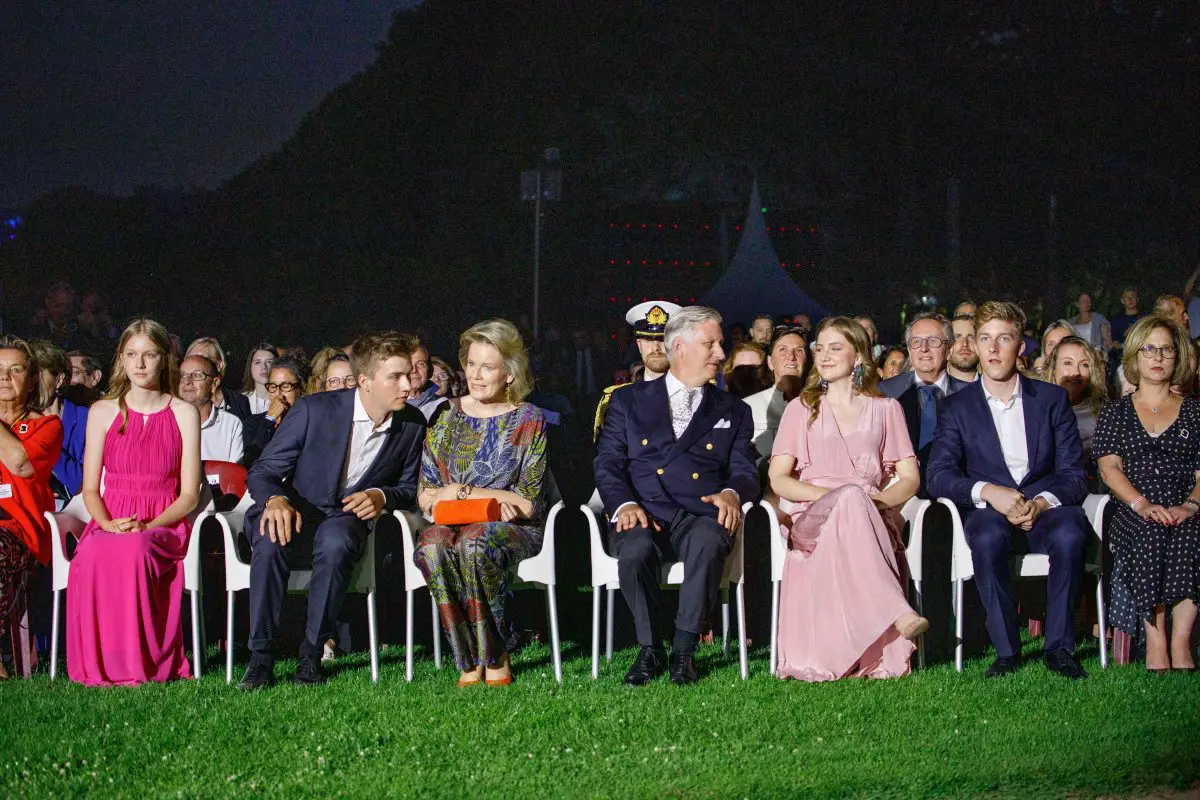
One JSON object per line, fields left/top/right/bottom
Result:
{"left": 67, "top": 319, "right": 202, "bottom": 686}
{"left": 768, "top": 317, "right": 928, "bottom": 682}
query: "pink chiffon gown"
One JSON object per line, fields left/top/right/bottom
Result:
{"left": 771, "top": 395, "right": 918, "bottom": 682}
{"left": 67, "top": 405, "right": 193, "bottom": 686}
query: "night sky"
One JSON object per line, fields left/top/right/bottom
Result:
{"left": 1, "top": 1, "right": 419, "bottom": 209}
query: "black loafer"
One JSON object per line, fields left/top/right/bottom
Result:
{"left": 984, "top": 654, "right": 1021, "bottom": 678}
{"left": 238, "top": 656, "right": 276, "bottom": 691}
{"left": 292, "top": 656, "right": 328, "bottom": 686}
{"left": 624, "top": 646, "right": 667, "bottom": 686}
{"left": 1044, "top": 649, "right": 1088, "bottom": 680}
{"left": 669, "top": 651, "right": 699, "bottom": 685}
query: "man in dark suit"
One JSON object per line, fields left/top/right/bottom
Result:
{"left": 594, "top": 306, "right": 759, "bottom": 685}
{"left": 928, "top": 301, "right": 1089, "bottom": 680}
{"left": 238, "top": 332, "right": 426, "bottom": 689}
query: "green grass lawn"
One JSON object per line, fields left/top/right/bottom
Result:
{"left": 3, "top": 639, "right": 1198, "bottom": 798}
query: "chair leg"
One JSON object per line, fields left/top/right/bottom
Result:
{"left": 190, "top": 590, "right": 203, "bottom": 679}
{"left": 367, "top": 588, "right": 379, "bottom": 684}
{"left": 591, "top": 588, "right": 601, "bottom": 680}
{"left": 736, "top": 582, "right": 748, "bottom": 680}
{"left": 605, "top": 587, "right": 615, "bottom": 663}
{"left": 721, "top": 587, "right": 730, "bottom": 657}
{"left": 50, "top": 589, "right": 61, "bottom": 681}
{"left": 225, "top": 591, "right": 235, "bottom": 684}
{"left": 1096, "top": 574, "right": 1108, "bottom": 669}
{"left": 430, "top": 595, "right": 442, "bottom": 669}
{"left": 546, "top": 586, "right": 562, "bottom": 684}
{"left": 405, "top": 589, "right": 415, "bottom": 683}
{"left": 769, "top": 580, "right": 779, "bottom": 677}
{"left": 954, "top": 580, "right": 965, "bottom": 673}
{"left": 913, "top": 579, "right": 925, "bottom": 669}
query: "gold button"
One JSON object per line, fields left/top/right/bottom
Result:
{"left": 642, "top": 438, "right": 648, "bottom": 445}
{"left": 692, "top": 472, "right": 699, "bottom": 479}
{"left": 657, "top": 468, "right": 664, "bottom": 475}
{"left": 705, "top": 443, "right": 713, "bottom": 450}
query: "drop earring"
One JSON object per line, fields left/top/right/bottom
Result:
{"left": 852, "top": 363, "right": 864, "bottom": 392}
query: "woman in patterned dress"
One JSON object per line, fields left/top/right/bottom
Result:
{"left": 414, "top": 319, "right": 548, "bottom": 687}
{"left": 1095, "top": 315, "right": 1199, "bottom": 672}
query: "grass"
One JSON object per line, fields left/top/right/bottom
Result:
{"left": 2, "top": 638, "right": 1199, "bottom": 798}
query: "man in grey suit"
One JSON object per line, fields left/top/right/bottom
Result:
{"left": 879, "top": 311, "right": 967, "bottom": 664}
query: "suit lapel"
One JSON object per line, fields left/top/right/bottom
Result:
{"left": 968, "top": 381, "right": 1016, "bottom": 488}
{"left": 1020, "top": 376, "right": 1042, "bottom": 478}
{"left": 669, "top": 383, "right": 721, "bottom": 459}
{"left": 898, "top": 382, "right": 921, "bottom": 448}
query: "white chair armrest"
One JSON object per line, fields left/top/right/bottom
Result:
{"left": 936, "top": 497, "right": 973, "bottom": 582}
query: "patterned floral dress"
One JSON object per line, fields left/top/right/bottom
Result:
{"left": 414, "top": 400, "right": 548, "bottom": 671}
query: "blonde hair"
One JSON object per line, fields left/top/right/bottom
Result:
{"left": 1123, "top": 314, "right": 1190, "bottom": 388}
{"left": 798, "top": 316, "right": 881, "bottom": 426}
{"left": 722, "top": 342, "right": 766, "bottom": 380}
{"left": 1042, "top": 336, "right": 1108, "bottom": 415}
{"left": 974, "top": 301, "right": 1027, "bottom": 336}
{"left": 185, "top": 336, "right": 227, "bottom": 374}
{"left": 105, "top": 318, "right": 177, "bottom": 433}
{"left": 459, "top": 318, "right": 533, "bottom": 402}
{"left": 307, "top": 346, "right": 347, "bottom": 394}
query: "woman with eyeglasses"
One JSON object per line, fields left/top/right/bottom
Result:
{"left": 1094, "top": 315, "right": 1200, "bottom": 672}
{"left": 306, "top": 347, "right": 357, "bottom": 395}
{"left": 242, "top": 357, "right": 309, "bottom": 468}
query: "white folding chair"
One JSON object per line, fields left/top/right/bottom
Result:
{"left": 938, "top": 493, "right": 1109, "bottom": 672}
{"left": 45, "top": 485, "right": 210, "bottom": 679}
{"left": 394, "top": 501, "right": 567, "bottom": 684}
{"left": 206, "top": 498, "right": 383, "bottom": 684}
{"left": 581, "top": 489, "right": 759, "bottom": 680}
{"left": 765, "top": 494, "right": 931, "bottom": 675}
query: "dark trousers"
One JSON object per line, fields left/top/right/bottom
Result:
{"left": 609, "top": 510, "right": 732, "bottom": 648}
{"left": 965, "top": 505, "right": 1087, "bottom": 658}
{"left": 248, "top": 512, "right": 367, "bottom": 660}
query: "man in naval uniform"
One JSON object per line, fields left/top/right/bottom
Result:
{"left": 592, "top": 301, "right": 680, "bottom": 442}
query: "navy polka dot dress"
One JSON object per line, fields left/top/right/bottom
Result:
{"left": 1093, "top": 395, "right": 1200, "bottom": 639}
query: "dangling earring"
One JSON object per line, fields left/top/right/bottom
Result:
{"left": 505, "top": 383, "right": 515, "bottom": 405}
{"left": 852, "top": 363, "right": 864, "bottom": 392}
{"left": 819, "top": 378, "right": 829, "bottom": 392}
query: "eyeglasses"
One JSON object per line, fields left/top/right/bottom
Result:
{"left": 1137, "top": 344, "right": 1177, "bottom": 360}
{"left": 179, "top": 371, "right": 216, "bottom": 383}
{"left": 906, "top": 337, "right": 947, "bottom": 351}
{"left": 325, "top": 376, "right": 358, "bottom": 389}
{"left": 0, "top": 365, "right": 28, "bottom": 379}
{"left": 266, "top": 382, "right": 300, "bottom": 393}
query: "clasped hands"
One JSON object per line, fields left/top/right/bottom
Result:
{"left": 1131, "top": 496, "right": 1195, "bottom": 527}
{"left": 614, "top": 489, "right": 740, "bottom": 534}
{"left": 261, "top": 489, "right": 386, "bottom": 545}
{"left": 982, "top": 486, "right": 1048, "bottom": 532}
{"left": 100, "top": 516, "right": 146, "bottom": 534}
{"left": 420, "top": 484, "right": 523, "bottom": 522}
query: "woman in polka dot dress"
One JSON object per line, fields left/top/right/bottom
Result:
{"left": 1095, "top": 315, "right": 1199, "bottom": 673}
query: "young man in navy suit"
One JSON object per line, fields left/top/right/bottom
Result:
{"left": 927, "top": 301, "right": 1090, "bottom": 679}
{"left": 239, "top": 332, "right": 427, "bottom": 689}
{"left": 594, "top": 306, "right": 759, "bottom": 685}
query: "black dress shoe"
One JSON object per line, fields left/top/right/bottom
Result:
{"left": 1044, "top": 649, "right": 1088, "bottom": 680}
{"left": 624, "top": 647, "right": 667, "bottom": 686}
{"left": 669, "top": 651, "right": 699, "bottom": 685}
{"left": 983, "top": 654, "right": 1021, "bottom": 678}
{"left": 238, "top": 656, "right": 276, "bottom": 691}
{"left": 292, "top": 656, "right": 328, "bottom": 686}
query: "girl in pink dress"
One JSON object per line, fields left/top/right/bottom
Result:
{"left": 67, "top": 319, "right": 202, "bottom": 686}
{"left": 768, "top": 317, "right": 927, "bottom": 682}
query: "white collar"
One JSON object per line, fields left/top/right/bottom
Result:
{"left": 982, "top": 376, "right": 1022, "bottom": 407}
{"left": 914, "top": 372, "right": 950, "bottom": 393}
{"left": 199, "top": 402, "right": 218, "bottom": 429}
{"left": 664, "top": 370, "right": 705, "bottom": 398}
{"left": 352, "top": 389, "right": 393, "bottom": 431}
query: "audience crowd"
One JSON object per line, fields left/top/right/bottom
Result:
{"left": 0, "top": 274, "right": 1197, "bottom": 687}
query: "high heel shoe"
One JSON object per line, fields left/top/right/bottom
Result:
{"left": 897, "top": 614, "right": 930, "bottom": 641}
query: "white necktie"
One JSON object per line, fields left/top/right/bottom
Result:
{"left": 672, "top": 387, "right": 698, "bottom": 439}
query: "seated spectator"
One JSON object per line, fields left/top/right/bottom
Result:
{"left": 430, "top": 356, "right": 457, "bottom": 399}
{"left": 878, "top": 346, "right": 908, "bottom": 380}
{"left": 241, "top": 343, "right": 278, "bottom": 415}
{"left": 750, "top": 314, "right": 774, "bottom": 345}
{"left": 306, "top": 347, "right": 348, "bottom": 395}
{"left": 729, "top": 322, "right": 748, "bottom": 348}
{"left": 75, "top": 292, "right": 118, "bottom": 357}
{"left": 415, "top": 320, "right": 549, "bottom": 687}
{"left": 67, "top": 318, "right": 202, "bottom": 686}
{"left": 1095, "top": 314, "right": 1198, "bottom": 672}
{"left": 948, "top": 314, "right": 979, "bottom": 383}
{"left": 407, "top": 341, "right": 447, "bottom": 421}
{"left": 28, "top": 281, "right": 81, "bottom": 351}
{"left": 27, "top": 340, "right": 89, "bottom": 497}
{"left": 177, "top": 354, "right": 244, "bottom": 465}
{"left": 1042, "top": 336, "right": 1108, "bottom": 488}
{"left": 242, "top": 357, "right": 309, "bottom": 467}
{"left": 855, "top": 315, "right": 883, "bottom": 359}
{"left": 745, "top": 326, "right": 808, "bottom": 463}
{"left": 239, "top": 332, "right": 425, "bottom": 689}
{"left": 1154, "top": 294, "right": 1190, "bottom": 334}
{"left": 1031, "top": 319, "right": 1078, "bottom": 373}
{"left": 953, "top": 300, "right": 977, "bottom": 319}
{"left": 185, "top": 337, "right": 251, "bottom": 420}
{"left": 1109, "top": 288, "right": 1143, "bottom": 349}
{"left": 67, "top": 350, "right": 104, "bottom": 390}
{"left": 1071, "top": 292, "right": 1113, "bottom": 359}
{"left": 723, "top": 342, "right": 766, "bottom": 377}
{"left": 0, "top": 335, "right": 64, "bottom": 679}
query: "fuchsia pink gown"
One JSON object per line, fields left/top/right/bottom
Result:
{"left": 771, "top": 395, "right": 919, "bottom": 681}
{"left": 67, "top": 404, "right": 193, "bottom": 686}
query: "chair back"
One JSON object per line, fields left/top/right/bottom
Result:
{"left": 203, "top": 460, "right": 248, "bottom": 512}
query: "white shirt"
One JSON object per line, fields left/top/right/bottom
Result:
{"left": 340, "top": 390, "right": 392, "bottom": 497}
{"left": 198, "top": 403, "right": 244, "bottom": 464}
{"left": 664, "top": 371, "right": 704, "bottom": 430}
{"left": 913, "top": 372, "right": 950, "bottom": 409}
{"left": 245, "top": 391, "right": 270, "bottom": 415}
{"left": 970, "top": 379, "right": 1059, "bottom": 508}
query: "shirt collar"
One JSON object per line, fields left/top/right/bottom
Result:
{"left": 352, "top": 389, "right": 393, "bottom": 431}
{"left": 914, "top": 372, "right": 950, "bottom": 393}
{"left": 199, "top": 402, "right": 218, "bottom": 430}
{"left": 982, "top": 376, "right": 1022, "bottom": 408}
{"left": 664, "top": 370, "right": 704, "bottom": 398}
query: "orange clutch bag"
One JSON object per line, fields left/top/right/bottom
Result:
{"left": 433, "top": 498, "right": 501, "bottom": 525}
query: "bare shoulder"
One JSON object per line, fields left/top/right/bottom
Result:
{"left": 170, "top": 397, "right": 201, "bottom": 427}
{"left": 89, "top": 398, "right": 121, "bottom": 424}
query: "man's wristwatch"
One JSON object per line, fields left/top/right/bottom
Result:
{"left": 456, "top": 485, "right": 473, "bottom": 501}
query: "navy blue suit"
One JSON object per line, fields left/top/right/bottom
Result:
{"left": 880, "top": 372, "right": 969, "bottom": 498}
{"left": 245, "top": 389, "right": 426, "bottom": 659}
{"left": 594, "top": 377, "right": 758, "bottom": 647}
{"left": 927, "top": 375, "right": 1088, "bottom": 658}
